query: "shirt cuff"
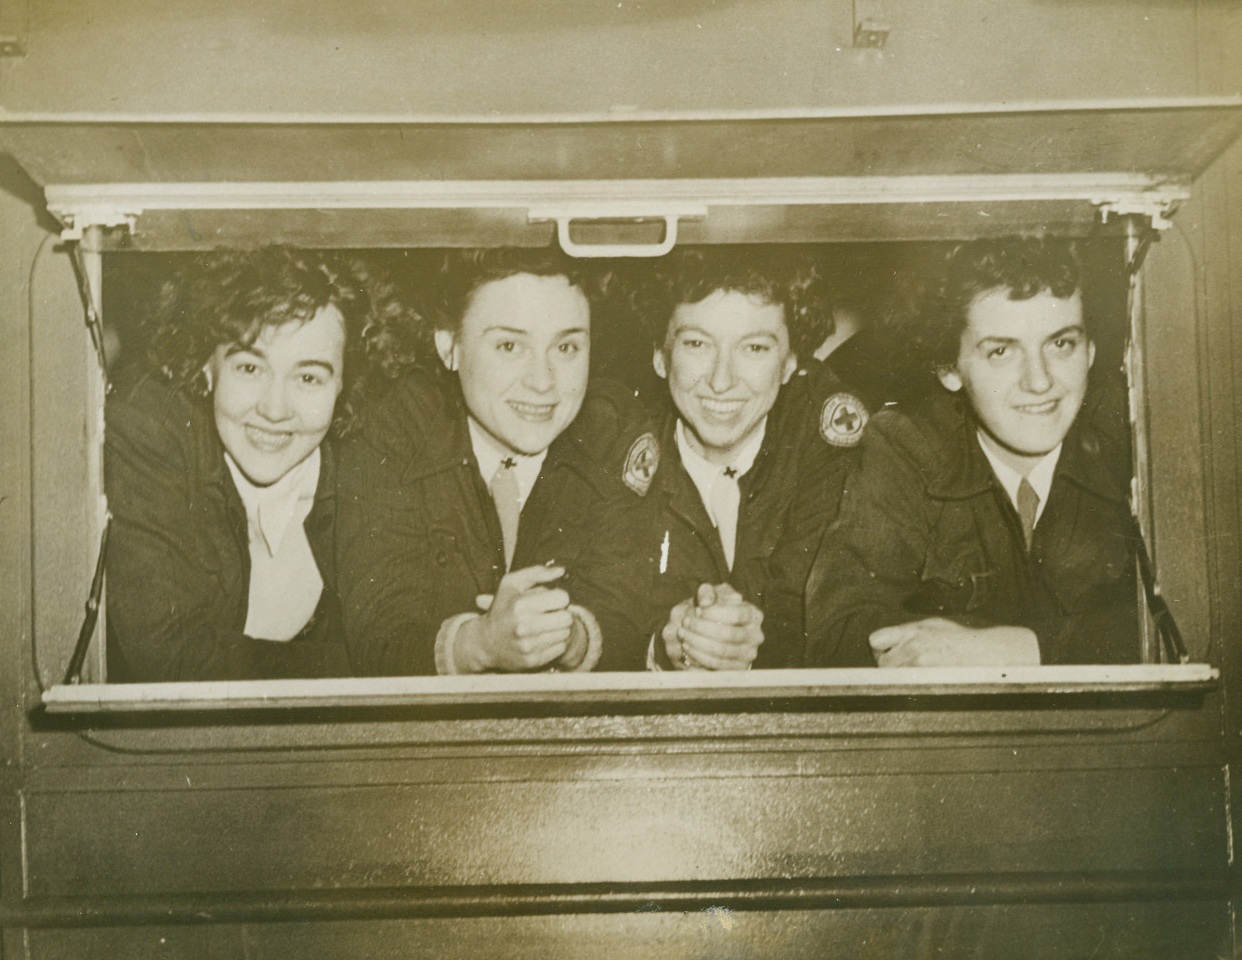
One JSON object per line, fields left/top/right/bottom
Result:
{"left": 556, "top": 604, "right": 602, "bottom": 672}
{"left": 435, "top": 612, "right": 482, "bottom": 675}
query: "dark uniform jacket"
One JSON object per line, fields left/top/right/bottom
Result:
{"left": 105, "top": 377, "right": 349, "bottom": 682}
{"left": 336, "top": 368, "right": 660, "bottom": 675}
{"left": 805, "top": 383, "right": 1140, "bottom": 667}
{"left": 648, "top": 364, "right": 869, "bottom": 668}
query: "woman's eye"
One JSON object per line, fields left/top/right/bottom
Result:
{"left": 680, "top": 338, "right": 705, "bottom": 349}
{"left": 495, "top": 340, "right": 517, "bottom": 353}
{"left": 987, "top": 346, "right": 1008, "bottom": 360}
{"left": 744, "top": 342, "right": 771, "bottom": 354}
{"left": 1052, "top": 336, "right": 1079, "bottom": 352}
{"left": 233, "top": 360, "right": 261, "bottom": 375}
{"left": 299, "top": 372, "right": 326, "bottom": 387}
{"left": 557, "top": 341, "right": 580, "bottom": 355}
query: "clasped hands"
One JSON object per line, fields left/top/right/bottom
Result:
{"left": 454, "top": 564, "right": 589, "bottom": 673}
{"left": 661, "top": 582, "right": 764, "bottom": 671}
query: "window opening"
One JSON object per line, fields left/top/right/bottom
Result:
{"left": 38, "top": 236, "right": 1211, "bottom": 712}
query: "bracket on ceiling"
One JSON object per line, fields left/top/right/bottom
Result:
{"left": 1095, "top": 196, "right": 1181, "bottom": 232}
{"left": 52, "top": 206, "right": 141, "bottom": 243}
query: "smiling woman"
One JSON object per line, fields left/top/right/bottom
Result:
{"left": 335, "top": 247, "right": 662, "bottom": 677}
{"left": 208, "top": 306, "right": 346, "bottom": 487}
{"left": 104, "top": 247, "right": 415, "bottom": 681}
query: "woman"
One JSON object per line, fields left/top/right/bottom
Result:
{"left": 105, "top": 247, "right": 413, "bottom": 681}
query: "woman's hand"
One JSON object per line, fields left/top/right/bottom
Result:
{"left": 454, "top": 564, "right": 573, "bottom": 672}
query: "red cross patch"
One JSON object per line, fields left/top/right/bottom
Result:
{"left": 819, "top": 393, "right": 867, "bottom": 447}
{"left": 623, "top": 432, "right": 660, "bottom": 496}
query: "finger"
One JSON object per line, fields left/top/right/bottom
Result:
{"left": 679, "top": 635, "right": 756, "bottom": 671}
{"left": 514, "top": 638, "right": 570, "bottom": 670}
{"left": 876, "top": 642, "right": 920, "bottom": 668}
{"left": 694, "top": 602, "right": 757, "bottom": 627}
{"left": 515, "top": 587, "right": 571, "bottom": 615}
{"left": 501, "top": 564, "right": 566, "bottom": 595}
{"left": 680, "top": 615, "right": 758, "bottom": 646}
{"left": 514, "top": 610, "right": 575, "bottom": 638}
{"left": 695, "top": 583, "right": 717, "bottom": 607}
{"left": 474, "top": 594, "right": 495, "bottom": 612}
{"left": 712, "top": 583, "right": 745, "bottom": 605}
{"left": 661, "top": 625, "right": 687, "bottom": 666}
{"left": 869, "top": 623, "right": 913, "bottom": 652}
{"left": 515, "top": 627, "right": 572, "bottom": 655}
{"left": 667, "top": 599, "right": 694, "bottom": 627}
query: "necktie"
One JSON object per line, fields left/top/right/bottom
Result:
{"left": 1017, "top": 477, "right": 1039, "bottom": 551}
{"left": 710, "top": 467, "right": 742, "bottom": 571}
{"left": 489, "top": 460, "right": 522, "bottom": 570}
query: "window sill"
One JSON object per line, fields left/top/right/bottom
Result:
{"left": 40, "top": 664, "right": 1218, "bottom": 716}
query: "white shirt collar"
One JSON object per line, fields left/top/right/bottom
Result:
{"left": 467, "top": 417, "right": 547, "bottom": 507}
{"left": 976, "top": 430, "right": 1060, "bottom": 525}
{"left": 225, "top": 447, "right": 321, "bottom": 557}
{"left": 674, "top": 416, "right": 766, "bottom": 492}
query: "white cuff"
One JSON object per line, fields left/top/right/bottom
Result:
{"left": 435, "top": 612, "right": 481, "bottom": 675}
{"left": 557, "top": 604, "right": 603, "bottom": 672}
{"left": 646, "top": 632, "right": 664, "bottom": 671}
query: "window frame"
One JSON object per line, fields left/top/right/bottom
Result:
{"left": 9, "top": 98, "right": 1237, "bottom": 716}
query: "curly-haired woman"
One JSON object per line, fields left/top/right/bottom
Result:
{"left": 105, "top": 246, "right": 415, "bottom": 681}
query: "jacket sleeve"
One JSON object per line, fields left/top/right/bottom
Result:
{"left": 754, "top": 380, "right": 863, "bottom": 668}
{"left": 105, "top": 385, "right": 304, "bottom": 681}
{"left": 804, "top": 411, "right": 934, "bottom": 667}
{"left": 334, "top": 399, "right": 441, "bottom": 677}
{"left": 561, "top": 389, "right": 662, "bottom": 672}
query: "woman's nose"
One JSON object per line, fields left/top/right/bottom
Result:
{"left": 256, "top": 380, "right": 292, "bottom": 420}
{"left": 523, "top": 354, "right": 555, "bottom": 392}
{"left": 1020, "top": 351, "right": 1053, "bottom": 394}
{"left": 707, "top": 351, "right": 734, "bottom": 393}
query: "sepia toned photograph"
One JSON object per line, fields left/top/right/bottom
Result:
{"left": 0, "top": 1, "right": 1239, "bottom": 956}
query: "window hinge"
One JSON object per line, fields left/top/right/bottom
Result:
{"left": 54, "top": 207, "right": 141, "bottom": 243}
{"left": 1096, "top": 196, "right": 1180, "bottom": 231}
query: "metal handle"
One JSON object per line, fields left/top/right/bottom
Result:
{"left": 528, "top": 204, "right": 707, "bottom": 258}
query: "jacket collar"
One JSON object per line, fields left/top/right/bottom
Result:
{"left": 653, "top": 384, "right": 792, "bottom": 496}
{"left": 192, "top": 393, "right": 337, "bottom": 510}
{"left": 925, "top": 392, "right": 1128, "bottom": 507}
{"left": 399, "top": 375, "right": 476, "bottom": 484}
{"left": 399, "top": 370, "right": 588, "bottom": 486}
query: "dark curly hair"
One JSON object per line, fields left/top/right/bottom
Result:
{"left": 923, "top": 236, "right": 1084, "bottom": 371}
{"left": 639, "top": 247, "right": 833, "bottom": 361}
{"left": 429, "top": 247, "right": 599, "bottom": 339}
{"left": 148, "top": 246, "right": 419, "bottom": 433}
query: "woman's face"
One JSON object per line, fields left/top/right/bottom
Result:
{"left": 208, "top": 305, "right": 346, "bottom": 486}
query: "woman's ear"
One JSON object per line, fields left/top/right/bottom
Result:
{"left": 781, "top": 351, "right": 798, "bottom": 385}
{"left": 936, "top": 365, "right": 963, "bottom": 393}
{"left": 652, "top": 346, "right": 668, "bottom": 380}
{"left": 434, "top": 329, "right": 458, "bottom": 371}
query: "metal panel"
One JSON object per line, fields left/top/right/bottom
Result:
{"left": 1, "top": 101, "right": 1239, "bottom": 247}
{"left": 21, "top": 767, "right": 1225, "bottom": 898}
{"left": 3, "top": 103, "right": 1240, "bottom": 184}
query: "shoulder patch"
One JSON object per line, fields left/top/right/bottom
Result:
{"left": 622, "top": 432, "right": 660, "bottom": 496}
{"left": 819, "top": 393, "right": 868, "bottom": 448}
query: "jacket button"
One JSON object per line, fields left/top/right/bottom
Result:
{"left": 435, "top": 550, "right": 449, "bottom": 566}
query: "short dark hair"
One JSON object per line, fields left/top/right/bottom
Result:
{"left": 925, "top": 236, "right": 1084, "bottom": 369}
{"left": 148, "top": 246, "right": 418, "bottom": 432}
{"left": 642, "top": 247, "right": 833, "bottom": 361}
{"left": 431, "top": 247, "right": 596, "bottom": 337}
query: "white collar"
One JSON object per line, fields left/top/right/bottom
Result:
{"left": 225, "top": 447, "right": 321, "bottom": 557}
{"left": 467, "top": 417, "right": 547, "bottom": 505}
{"left": 976, "top": 430, "right": 1061, "bottom": 524}
{"left": 675, "top": 417, "right": 766, "bottom": 495}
